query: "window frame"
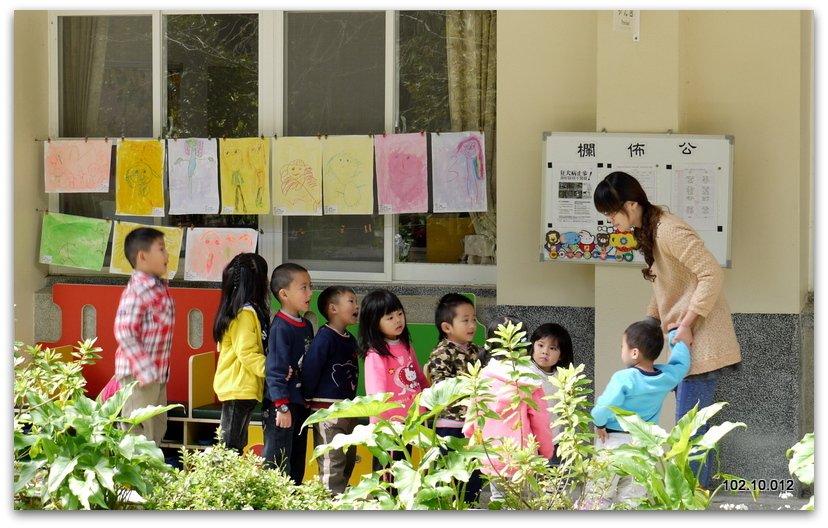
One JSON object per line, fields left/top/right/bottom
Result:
{"left": 46, "top": 9, "right": 495, "bottom": 285}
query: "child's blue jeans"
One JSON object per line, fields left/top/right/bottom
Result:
{"left": 675, "top": 375, "right": 718, "bottom": 489}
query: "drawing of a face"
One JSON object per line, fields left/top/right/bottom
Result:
{"left": 457, "top": 137, "right": 482, "bottom": 160}
{"left": 388, "top": 150, "right": 425, "bottom": 197}
{"left": 125, "top": 162, "right": 154, "bottom": 196}
{"left": 596, "top": 232, "right": 610, "bottom": 249}
{"left": 329, "top": 152, "right": 359, "bottom": 179}
{"left": 223, "top": 145, "right": 242, "bottom": 165}
{"left": 546, "top": 230, "right": 560, "bottom": 246}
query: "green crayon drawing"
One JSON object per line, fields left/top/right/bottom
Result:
{"left": 39, "top": 212, "right": 112, "bottom": 271}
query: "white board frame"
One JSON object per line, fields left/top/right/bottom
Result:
{"left": 541, "top": 131, "right": 733, "bottom": 268}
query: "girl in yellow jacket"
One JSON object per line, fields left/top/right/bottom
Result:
{"left": 212, "top": 253, "right": 270, "bottom": 453}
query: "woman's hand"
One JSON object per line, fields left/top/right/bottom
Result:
{"left": 672, "top": 323, "right": 694, "bottom": 346}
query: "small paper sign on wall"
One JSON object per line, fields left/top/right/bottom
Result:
{"left": 613, "top": 10, "right": 640, "bottom": 42}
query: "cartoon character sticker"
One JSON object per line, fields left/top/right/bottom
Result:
{"left": 544, "top": 230, "right": 562, "bottom": 259}
{"left": 610, "top": 230, "right": 638, "bottom": 262}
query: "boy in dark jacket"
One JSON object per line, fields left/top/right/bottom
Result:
{"left": 301, "top": 285, "right": 360, "bottom": 494}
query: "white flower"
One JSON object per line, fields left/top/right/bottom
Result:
{"left": 719, "top": 503, "right": 735, "bottom": 510}
{"left": 779, "top": 491, "right": 794, "bottom": 499}
{"left": 735, "top": 504, "right": 749, "bottom": 510}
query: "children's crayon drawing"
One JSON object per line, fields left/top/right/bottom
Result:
{"left": 109, "top": 221, "right": 184, "bottom": 280}
{"left": 39, "top": 212, "right": 112, "bottom": 271}
{"left": 168, "top": 138, "right": 220, "bottom": 215}
{"left": 115, "top": 139, "right": 166, "bottom": 217}
{"left": 272, "top": 137, "right": 323, "bottom": 216}
{"left": 321, "top": 135, "right": 375, "bottom": 215}
{"left": 219, "top": 138, "right": 271, "bottom": 215}
{"left": 374, "top": 133, "right": 428, "bottom": 214}
{"left": 431, "top": 131, "right": 488, "bottom": 213}
{"left": 44, "top": 139, "right": 112, "bottom": 193}
{"left": 184, "top": 227, "right": 258, "bottom": 282}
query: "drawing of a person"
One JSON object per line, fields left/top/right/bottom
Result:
{"left": 124, "top": 161, "right": 156, "bottom": 211}
{"left": 327, "top": 152, "right": 364, "bottom": 208}
{"left": 173, "top": 139, "right": 214, "bottom": 197}
{"left": 450, "top": 135, "right": 485, "bottom": 207}
{"left": 280, "top": 159, "right": 320, "bottom": 211}
{"left": 247, "top": 141, "right": 268, "bottom": 209}
{"left": 223, "top": 144, "right": 247, "bottom": 213}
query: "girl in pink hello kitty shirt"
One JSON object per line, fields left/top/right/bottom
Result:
{"left": 358, "top": 289, "right": 429, "bottom": 424}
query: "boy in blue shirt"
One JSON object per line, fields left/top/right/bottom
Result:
{"left": 263, "top": 262, "right": 314, "bottom": 485}
{"left": 301, "top": 285, "right": 360, "bottom": 495}
{"left": 589, "top": 319, "right": 691, "bottom": 508}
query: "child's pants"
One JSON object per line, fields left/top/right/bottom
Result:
{"left": 312, "top": 416, "right": 357, "bottom": 494}
{"left": 588, "top": 432, "right": 647, "bottom": 509}
{"left": 262, "top": 402, "right": 310, "bottom": 485}
{"left": 118, "top": 377, "right": 167, "bottom": 448}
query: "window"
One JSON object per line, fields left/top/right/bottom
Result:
{"left": 282, "top": 11, "right": 386, "bottom": 274}
{"left": 57, "top": 15, "right": 152, "bottom": 223}
{"left": 49, "top": 10, "right": 495, "bottom": 284}
{"left": 163, "top": 13, "right": 260, "bottom": 231}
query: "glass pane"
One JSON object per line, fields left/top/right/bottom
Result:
{"left": 284, "top": 12, "right": 385, "bottom": 273}
{"left": 164, "top": 13, "right": 259, "bottom": 230}
{"left": 398, "top": 11, "right": 461, "bottom": 264}
{"left": 59, "top": 15, "right": 153, "bottom": 138}
{"left": 397, "top": 11, "right": 496, "bottom": 265}
{"left": 165, "top": 13, "right": 258, "bottom": 138}
{"left": 58, "top": 16, "right": 152, "bottom": 224}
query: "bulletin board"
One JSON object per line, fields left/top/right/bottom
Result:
{"left": 540, "top": 131, "right": 733, "bottom": 268}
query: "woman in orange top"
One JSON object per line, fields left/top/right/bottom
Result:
{"left": 593, "top": 171, "right": 742, "bottom": 488}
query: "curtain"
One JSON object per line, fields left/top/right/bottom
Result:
{"left": 61, "top": 17, "right": 109, "bottom": 136}
{"left": 446, "top": 10, "right": 497, "bottom": 260}
{"left": 60, "top": 17, "right": 111, "bottom": 218}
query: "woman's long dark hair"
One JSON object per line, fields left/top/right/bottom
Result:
{"left": 530, "top": 323, "right": 574, "bottom": 371}
{"left": 358, "top": 289, "right": 411, "bottom": 357}
{"left": 213, "top": 252, "right": 271, "bottom": 344}
{"left": 593, "top": 171, "right": 664, "bottom": 281}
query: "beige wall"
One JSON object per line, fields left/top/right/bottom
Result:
{"left": 498, "top": 10, "right": 811, "bottom": 312}
{"left": 497, "top": 11, "right": 597, "bottom": 307}
{"left": 14, "top": 10, "right": 50, "bottom": 344}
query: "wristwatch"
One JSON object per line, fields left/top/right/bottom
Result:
{"left": 276, "top": 403, "right": 290, "bottom": 413}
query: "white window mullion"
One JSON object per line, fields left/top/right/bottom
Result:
{"left": 259, "top": 10, "right": 281, "bottom": 271}
{"left": 152, "top": 12, "right": 162, "bottom": 138}
{"left": 382, "top": 9, "right": 397, "bottom": 282}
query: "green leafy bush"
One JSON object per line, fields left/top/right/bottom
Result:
{"left": 144, "top": 439, "right": 335, "bottom": 510}
{"left": 14, "top": 340, "right": 177, "bottom": 509}
{"left": 787, "top": 432, "right": 814, "bottom": 510}
{"left": 583, "top": 402, "right": 746, "bottom": 510}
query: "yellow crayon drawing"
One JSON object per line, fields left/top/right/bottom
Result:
{"left": 322, "top": 136, "right": 374, "bottom": 215}
{"left": 115, "top": 140, "right": 165, "bottom": 216}
{"left": 109, "top": 221, "right": 183, "bottom": 280}
{"left": 219, "top": 138, "right": 270, "bottom": 214}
